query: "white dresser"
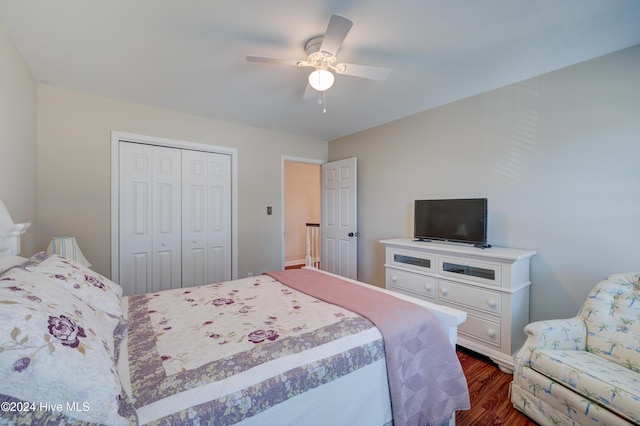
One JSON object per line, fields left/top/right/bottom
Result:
{"left": 381, "top": 238, "right": 536, "bottom": 373}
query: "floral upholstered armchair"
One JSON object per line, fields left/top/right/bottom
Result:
{"left": 510, "top": 272, "right": 640, "bottom": 426}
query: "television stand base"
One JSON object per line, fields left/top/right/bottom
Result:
{"left": 474, "top": 243, "right": 492, "bottom": 249}
{"left": 412, "top": 239, "right": 492, "bottom": 249}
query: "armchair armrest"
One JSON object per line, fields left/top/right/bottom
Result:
{"left": 606, "top": 272, "right": 639, "bottom": 284}
{"left": 515, "top": 318, "right": 587, "bottom": 366}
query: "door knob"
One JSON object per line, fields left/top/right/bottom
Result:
{"left": 348, "top": 232, "right": 360, "bottom": 237}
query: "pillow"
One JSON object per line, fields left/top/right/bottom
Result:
{"left": 0, "top": 268, "right": 130, "bottom": 425}
{"left": 22, "top": 252, "right": 123, "bottom": 318}
{"left": 0, "top": 255, "right": 26, "bottom": 274}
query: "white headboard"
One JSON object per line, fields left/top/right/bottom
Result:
{"left": 0, "top": 200, "right": 31, "bottom": 257}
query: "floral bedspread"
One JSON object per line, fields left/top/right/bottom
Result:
{"left": 123, "top": 274, "right": 385, "bottom": 425}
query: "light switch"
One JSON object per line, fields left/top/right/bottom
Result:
{"left": 267, "top": 206, "right": 272, "bottom": 215}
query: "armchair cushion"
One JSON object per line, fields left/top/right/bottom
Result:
{"left": 530, "top": 349, "right": 640, "bottom": 424}
{"left": 512, "top": 367, "right": 638, "bottom": 426}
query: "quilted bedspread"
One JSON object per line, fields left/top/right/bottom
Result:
{"left": 121, "top": 273, "right": 385, "bottom": 425}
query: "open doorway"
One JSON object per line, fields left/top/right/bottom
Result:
{"left": 282, "top": 159, "right": 322, "bottom": 269}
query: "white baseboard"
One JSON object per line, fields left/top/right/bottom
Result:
{"left": 285, "top": 258, "right": 320, "bottom": 267}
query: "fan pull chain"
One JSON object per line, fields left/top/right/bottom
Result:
{"left": 322, "top": 91, "right": 327, "bottom": 114}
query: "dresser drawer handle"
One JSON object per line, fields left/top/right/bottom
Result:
{"left": 391, "top": 276, "right": 398, "bottom": 284}
{"left": 486, "top": 329, "right": 496, "bottom": 338}
{"left": 440, "top": 288, "right": 448, "bottom": 297}
{"left": 424, "top": 283, "right": 432, "bottom": 292}
{"left": 486, "top": 298, "right": 497, "bottom": 308}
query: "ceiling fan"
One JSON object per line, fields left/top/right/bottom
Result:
{"left": 246, "top": 15, "right": 391, "bottom": 99}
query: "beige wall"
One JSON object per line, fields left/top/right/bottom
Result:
{"left": 37, "top": 86, "right": 327, "bottom": 279}
{"left": 329, "top": 45, "right": 640, "bottom": 322}
{"left": 284, "top": 161, "right": 321, "bottom": 265}
{"left": 0, "top": 25, "right": 37, "bottom": 255}
{"left": 5, "top": 19, "right": 639, "bottom": 324}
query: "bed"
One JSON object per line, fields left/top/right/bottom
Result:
{"left": 0, "top": 200, "right": 470, "bottom": 426}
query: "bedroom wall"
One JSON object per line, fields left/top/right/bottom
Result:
{"left": 0, "top": 25, "right": 38, "bottom": 256}
{"left": 37, "top": 85, "right": 327, "bottom": 280}
{"left": 329, "top": 45, "right": 640, "bottom": 322}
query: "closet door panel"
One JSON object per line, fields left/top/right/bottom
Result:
{"left": 182, "top": 151, "right": 231, "bottom": 287}
{"left": 155, "top": 250, "right": 175, "bottom": 293}
{"left": 119, "top": 143, "right": 181, "bottom": 295}
{"left": 182, "top": 151, "right": 208, "bottom": 287}
{"left": 152, "top": 147, "right": 182, "bottom": 292}
{"left": 119, "top": 143, "right": 153, "bottom": 295}
{"left": 209, "top": 246, "right": 225, "bottom": 284}
{"left": 131, "top": 253, "right": 150, "bottom": 295}
{"left": 207, "top": 153, "right": 231, "bottom": 284}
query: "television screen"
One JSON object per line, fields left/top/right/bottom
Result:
{"left": 414, "top": 198, "right": 488, "bottom": 246}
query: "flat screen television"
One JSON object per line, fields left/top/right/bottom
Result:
{"left": 414, "top": 198, "right": 489, "bottom": 247}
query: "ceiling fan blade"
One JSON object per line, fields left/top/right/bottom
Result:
{"left": 319, "top": 15, "right": 353, "bottom": 56}
{"left": 246, "top": 55, "right": 304, "bottom": 67}
{"left": 336, "top": 63, "right": 391, "bottom": 81}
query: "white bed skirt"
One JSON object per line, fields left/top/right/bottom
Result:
{"left": 236, "top": 358, "right": 392, "bottom": 426}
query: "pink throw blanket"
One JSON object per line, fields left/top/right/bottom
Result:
{"left": 266, "top": 269, "right": 470, "bottom": 426}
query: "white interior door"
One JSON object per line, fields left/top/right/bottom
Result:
{"left": 182, "top": 150, "right": 231, "bottom": 287}
{"left": 321, "top": 157, "right": 357, "bottom": 279}
{"left": 205, "top": 152, "right": 232, "bottom": 284}
{"left": 119, "top": 142, "right": 181, "bottom": 295}
{"left": 152, "top": 147, "right": 182, "bottom": 291}
{"left": 118, "top": 142, "right": 152, "bottom": 295}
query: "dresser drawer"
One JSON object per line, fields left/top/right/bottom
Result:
{"left": 437, "top": 279, "right": 501, "bottom": 315}
{"left": 439, "top": 256, "right": 501, "bottom": 286}
{"left": 387, "top": 248, "right": 435, "bottom": 273}
{"left": 386, "top": 268, "right": 436, "bottom": 300}
{"left": 458, "top": 314, "right": 501, "bottom": 347}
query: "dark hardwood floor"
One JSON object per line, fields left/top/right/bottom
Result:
{"left": 284, "top": 263, "right": 305, "bottom": 270}
{"left": 456, "top": 347, "right": 537, "bottom": 426}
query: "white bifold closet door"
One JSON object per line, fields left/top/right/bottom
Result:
{"left": 118, "top": 143, "right": 181, "bottom": 295}
{"left": 118, "top": 142, "right": 231, "bottom": 295}
{"left": 181, "top": 149, "right": 231, "bottom": 287}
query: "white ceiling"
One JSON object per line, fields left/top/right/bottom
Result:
{"left": 1, "top": 1, "right": 639, "bottom": 141}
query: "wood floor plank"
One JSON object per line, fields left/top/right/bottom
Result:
{"left": 455, "top": 347, "right": 537, "bottom": 426}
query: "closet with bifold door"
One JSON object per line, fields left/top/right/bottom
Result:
{"left": 117, "top": 141, "right": 231, "bottom": 296}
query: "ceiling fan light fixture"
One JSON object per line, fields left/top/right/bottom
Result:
{"left": 308, "top": 69, "right": 334, "bottom": 92}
